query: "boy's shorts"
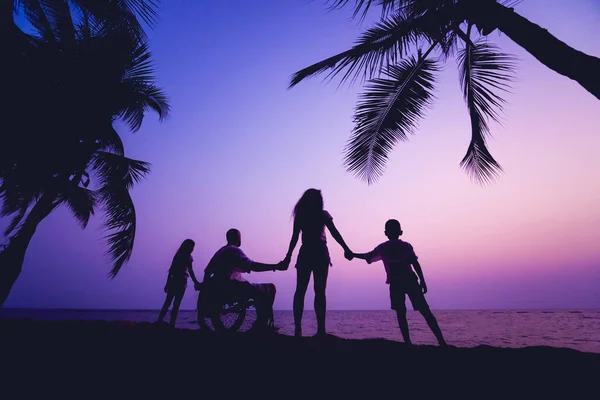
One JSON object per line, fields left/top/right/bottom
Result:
{"left": 389, "top": 277, "right": 429, "bottom": 312}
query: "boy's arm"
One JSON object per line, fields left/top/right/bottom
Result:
{"left": 412, "top": 260, "right": 427, "bottom": 294}
{"left": 352, "top": 252, "right": 371, "bottom": 261}
{"left": 352, "top": 246, "right": 380, "bottom": 264}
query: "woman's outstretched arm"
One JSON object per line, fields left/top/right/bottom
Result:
{"left": 187, "top": 260, "right": 201, "bottom": 286}
{"left": 284, "top": 219, "right": 301, "bottom": 262}
{"left": 325, "top": 219, "right": 352, "bottom": 256}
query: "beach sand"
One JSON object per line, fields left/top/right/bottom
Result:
{"left": 1, "top": 319, "right": 598, "bottom": 399}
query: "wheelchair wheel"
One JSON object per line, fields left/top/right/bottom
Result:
{"left": 211, "top": 302, "right": 246, "bottom": 332}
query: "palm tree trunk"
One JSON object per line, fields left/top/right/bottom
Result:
{"left": 476, "top": 3, "right": 600, "bottom": 100}
{"left": 0, "top": 194, "right": 58, "bottom": 308}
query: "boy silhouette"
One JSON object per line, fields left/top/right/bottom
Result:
{"left": 350, "top": 219, "right": 447, "bottom": 346}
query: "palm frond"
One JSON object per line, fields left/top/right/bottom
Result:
{"left": 326, "top": 0, "right": 405, "bottom": 20}
{"left": 115, "top": 40, "right": 170, "bottom": 131}
{"left": 0, "top": 173, "right": 41, "bottom": 220}
{"left": 401, "top": 0, "right": 453, "bottom": 18}
{"left": 117, "top": 82, "right": 170, "bottom": 131}
{"left": 39, "top": 0, "right": 76, "bottom": 45}
{"left": 92, "top": 151, "right": 151, "bottom": 190}
{"left": 92, "top": 152, "right": 150, "bottom": 277}
{"left": 3, "top": 204, "right": 29, "bottom": 237}
{"left": 69, "top": 0, "right": 159, "bottom": 39}
{"left": 104, "top": 218, "right": 136, "bottom": 278}
{"left": 457, "top": 40, "right": 516, "bottom": 184}
{"left": 290, "top": 11, "right": 425, "bottom": 87}
{"left": 122, "top": 40, "right": 153, "bottom": 81}
{"left": 0, "top": 171, "right": 40, "bottom": 236}
{"left": 114, "top": 0, "right": 159, "bottom": 28}
{"left": 344, "top": 50, "right": 439, "bottom": 184}
{"left": 59, "top": 182, "right": 96, "bottom": 228}
{"left": 22, "top": 0, "right": 55, "bottom": 41}
{"left": 96, "top": 124, "right": 125, "bottom": 155}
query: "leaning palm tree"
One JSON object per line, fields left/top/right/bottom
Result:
{"left": 320, "top": 0, "right": 600, "bottom": 99}
{"left": 0, "top": 1, "right": 169, "bottom": 307}
{"left": 290, "top": 0, "right": 599, "bottom": 184}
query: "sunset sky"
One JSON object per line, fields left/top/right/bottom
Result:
{"left": 3, "top": 0, "right": 599, "bottom": 311}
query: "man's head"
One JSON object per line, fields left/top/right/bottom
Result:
{"left": 226, "top": 228, "right": 241, "bottom": 247}
{"left": 385, "top": 219, "right": 403, "bottom": 240}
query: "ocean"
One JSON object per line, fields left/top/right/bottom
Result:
{"left": 2, "top": 308, "right": 599, "bottom": 353}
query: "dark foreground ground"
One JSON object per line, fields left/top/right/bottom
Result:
{"left": 1, "top": 319, "right": 599, "bottom": 399}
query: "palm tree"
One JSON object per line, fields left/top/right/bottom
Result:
{"left": 0, "top": 1, "right": 169, "bottom": 307}
{"left": 290, "top": 0, "right": 599, "bottom": 183}
{"left": 320, "top": 0, "right": 600, "bottom": 99}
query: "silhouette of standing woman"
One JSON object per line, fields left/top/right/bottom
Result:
{"left": 284, "top": 189, "right": 353, "bottom": 337}
{"left": 157, "top": 239, "right": 200, "bottom": 327}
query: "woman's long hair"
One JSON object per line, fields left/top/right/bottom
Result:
{"left": 170, "top": 239, "right": 195, "bottom": 273}
{"left": 292, "top": 188, "right": 324, "bottom": 228}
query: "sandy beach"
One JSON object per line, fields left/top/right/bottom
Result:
{"left": 1, "top": 318, "right": 599, "bottom": 399}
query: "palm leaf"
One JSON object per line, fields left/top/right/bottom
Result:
{"left": 98, "top": 183, "right": 137, "bottom": 278}
{"left": 59, "top": 182, "right": 96, "bottom": 228}
{"left": 38, "top": 0, "right": 76, "bottom": 45}
{"left": 64, "top": 0, "right": 159, "bottom": 38}
{"left": 3, "top": 204, "right": 29, "bottom": 237}
{"left": 92, "top": 152, "right": 150, "bottom": 277}
{"left": 117, "top": 82, "right": 170, "bottom": 131}
{"left": 344, "top": 49, "right": 439, "bottom": 184}
{"left": 326, "top": 0, "right": 404, "bottom": 20}
{"left": 290, "top": 11, "right": 425, "bottom": 87}
{"left": 111, "top": 0, "right": 159, "bottom": 28}
{"left": 0, "top": 171, "right": 41, "bottom": 220}
{"left": 96, "top": 124, "right": 125, "bottom": 155}
{"left": 22, "top": 0, "right": 55, "bottom": 41}
{"left": 457, "top": 40, "right": 516, "bottom": 184}
{"left": 92, "top": 151, "right": 150, "bottom": 190}
{"left": 116, "top": 41, "right": 170, "bottom": 131}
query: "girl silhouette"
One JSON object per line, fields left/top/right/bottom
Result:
{"left": 157, "top": 239, "right": 200, "bottom": 327}
{"left": 284, "top": 189, "right": 353, "bottom": 337}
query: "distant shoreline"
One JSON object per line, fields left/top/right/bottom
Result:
{"left": 2, "top": 307, "right": 599, "bottom": 312}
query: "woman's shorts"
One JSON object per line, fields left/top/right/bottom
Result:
{"left": 167, "top": 277, "right": 187, "bottom": 296}
{"left": 295, "top": 243, "right": 331, "bottom": 272}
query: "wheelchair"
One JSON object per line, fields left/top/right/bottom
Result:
{"left": 196, "top": 280, "right": 259, "bottom": 332}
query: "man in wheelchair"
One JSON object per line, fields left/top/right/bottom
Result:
{"left": 202, "top": 228, "right": 288, "bottom": 332}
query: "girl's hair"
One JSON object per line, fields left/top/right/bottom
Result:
{"left": 169, "top": 239, "right": 195, "bottom": 275}
{"left": 292, "top": 188, "right": 324, "bottom": 226}
{"left": 175, "top": 239, "right": 195, "bottom": 258}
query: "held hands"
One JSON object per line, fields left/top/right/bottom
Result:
{"left": 420, "top": 281, "right": 428, "bottom": 294}
{"left": 344, "top": 249, "right": 354, "bottom": 261}
{"left": 275, "top": 258, "right": 290, "bottom": 271}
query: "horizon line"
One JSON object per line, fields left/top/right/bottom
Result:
{"left": 2, "top": 307, "right": 599, "bottom": 312}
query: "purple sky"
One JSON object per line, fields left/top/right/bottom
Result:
{"left": 3, "top": 0, "right": 600, "bottom": 310}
